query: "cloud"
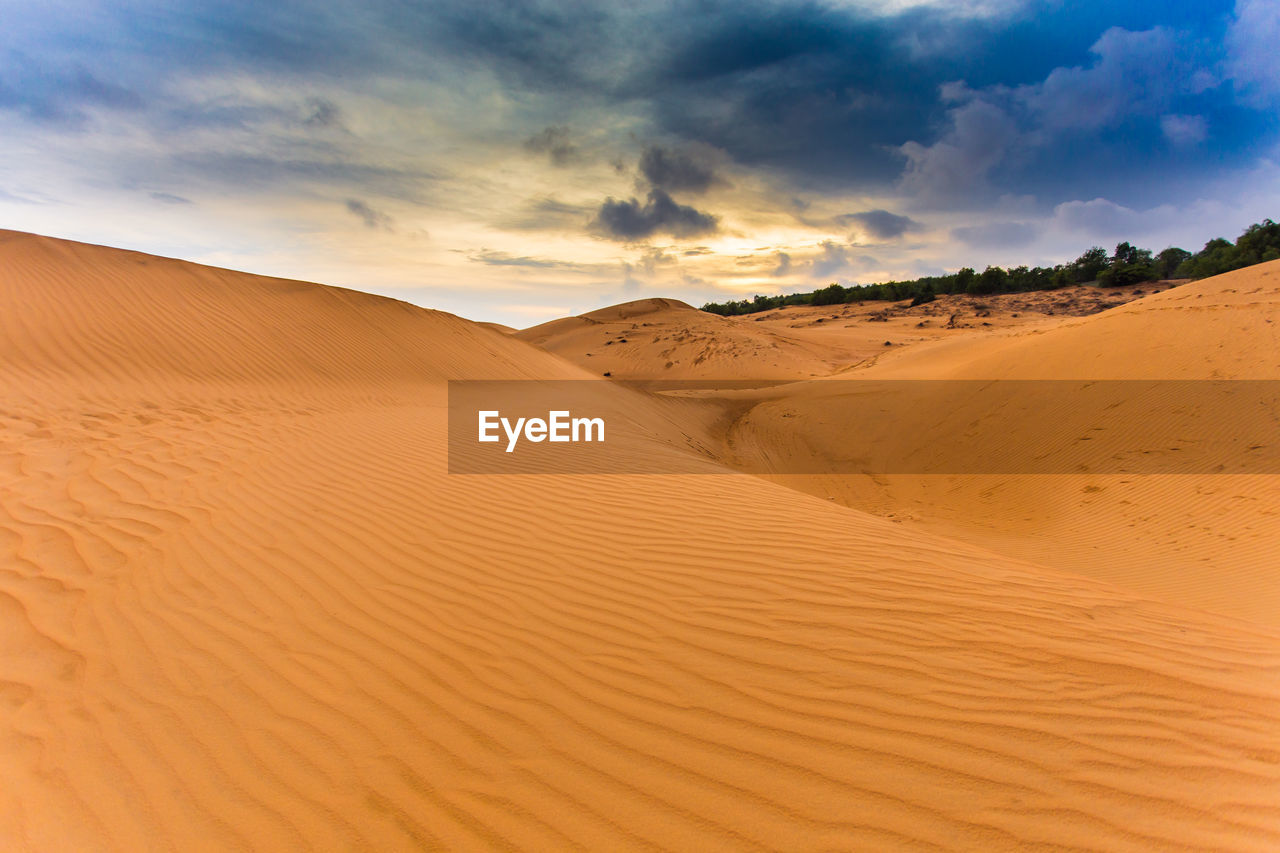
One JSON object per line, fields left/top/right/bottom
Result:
{"left": 636, "top": 247, "right": 676, "bottom": 275}
{"left": 950, "top": 220, "right": 1038, "bottom": 248}
{"left": 638, "top": 145, "right": 719, "bottom": 193}
{"left": 8, "top": 2, "right": 1262, "bottom": 210}
{"left": 836, "top": 208, "right": 922, "bottom": 240}
{"left": 1226, "top": 0, "right": 1280, "bottom": 106}
{"left": 1052, "top": 197, "right": 1143, "bottom": 238}
{"left": 0, "top": 60, "right": 144, "bottom": 126}
{"left": 621, "top": 261, "right": 643, "bottom": 295}
{"left": 0, "top": 185, "right": 37, "bottom": 204}
{"left": 345, "top": 198, "right": 393, "bottom": 230}
{"left": 303, "top": 97, "right": 345, "bottom": 129}
{"left": 469, "top": 250, "right": 594, "bottom": 271}
{"left": 593, "top": 189, "right": 718, "bottom": 240}
{"left": 523, "top": 125, "right": 579, "bottom": 166}
{"left": 898, "top": 98, "right": 1018, "bottom": 201}
{"left": 1160, "top": 114, "right": 1207, "bottom": 146}
{"left": 150, "top": 191, "right": 192, "bottom": 204}
{"left": 499, "top": 197, "right": 591, "bottom": 231}
{"left": 171, "top": 153, "right": 436, "bottom": 197}
{"left": 2, "top": 0, "right": 1276, "bottom": 325}
{"left": 896, "top": 26, "right": 1224, "bottom": 204}
{"left": 809, "top": 240, "right": 850, "bottom": 278}
{"left": 1021, "top": 27, "right": 1209, "bottom": 132}
{"left": 64, "top": 65, "right": 145, "bottom": 110}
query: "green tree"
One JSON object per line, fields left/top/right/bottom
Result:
{"left": 909, "top": 283, "right": 936, "bottom": 306}
{"left": 1099, "top": 242, "right": 1157, "bottom": 287}
{"left": 1072, "top": 247, "right": 1109, "bottom": 282}
{"left": 699, "top": 218, "right": 1277, "bottom": 315}
{"left": 1235, "top": 219, "right": 1280, "bottom": 266}
{"left": 1155, "top": 247, "right": 1191, "bottom": 278}
{"left": 969, "top": 266, "right": 1008, "bottom": 294}
{"left": 1176, "top": 237, "right": 1236, "bottom": 278}
{"left": 810, "top": 283, "right": 847, "bottom": 305}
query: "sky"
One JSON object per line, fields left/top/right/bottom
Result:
{"left": 1, "top": 0, "right": 1278, "bottom": 325}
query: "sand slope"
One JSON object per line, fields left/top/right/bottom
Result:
{"left": 732, "top": 262, "right": 1280, "bottom": 624}
{"left": 516, "top": 297, "right": 875, "bottom": 380}
{"left": 4, "top": 232, "right": 1280, "bottom": 850}
{"left": 0, "top": 230, "right": 586, "bottom": 388}
{"left": 516, "top": 287, "right": 1156, "bottom": 382}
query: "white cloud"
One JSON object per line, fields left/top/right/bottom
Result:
{"left": 897, "top": 27, "right": 1222, "bottom": 205}
{"left": 898, "top": 98, "right": 1017, "bottom": 201}
{"left": 823, "top": 0, "right": 1030, "bottom": 18}
{"left": 1022, "top": 27, "right": 1208, "bottom": 132}
{"left": 809, "top": 240, "right": 851, "bottom": 278}
{"left": 1160, "top": 114, "right": 1207, "bottom": 147}
{"left": 1227, "top": 0, "right": 1280, "bottom": 106}
{"left": 951, "top": 220, "right": 1039, "bottom": 249}
{"left": 1052, "top": 198, "right": 1149, "bottom": 238}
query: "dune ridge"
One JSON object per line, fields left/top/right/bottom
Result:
{"left": 3, "top": 231, "right": 1280, "bottom": 850}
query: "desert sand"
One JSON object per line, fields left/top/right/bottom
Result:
{"left": 3, "top": 229, "right": 1279, "bottom": 850}
{"left": 516, "top": 286, "right": 1157, "bottom": 381}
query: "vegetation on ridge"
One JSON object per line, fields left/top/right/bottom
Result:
{"left": 702, "top": 218, "right": 1280, "bottom": 316}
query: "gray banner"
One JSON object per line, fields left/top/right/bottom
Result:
{"left": 447, "top": 380, "right": 1280, "bottom": 475}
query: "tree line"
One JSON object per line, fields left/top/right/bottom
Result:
{"left": 702, "top": 218, "right": 1280, "bottom": 316}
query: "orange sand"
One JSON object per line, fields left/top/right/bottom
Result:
{"left": 3, "top": 230, "right": 1278, "bottom": 850}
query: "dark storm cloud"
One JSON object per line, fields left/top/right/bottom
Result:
{"left": 628, "top": 2, "right": 1266, "bottom": 200}
{"left": 594, "top": 189, "right": 718, "bottom": 241}
{"left": 345, "top": 198, "right": 393, "bottom": 230}
{"left": 0, "top": 3, "right": 972, "bottom": 185}
{"left": 4, "top": 0, "right": 1273, "bottom": 221}
{"left": 836, "top": 209, "right": 923, "bottom": 240}
{"left": 638, "top": 145, "right": 718, "bottom": 194}
{"left": 636, "top": 6, "right": 925, "bottom": 187}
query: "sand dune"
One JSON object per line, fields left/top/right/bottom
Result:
{"left": 517, "top": 286, "right": 1155, "bottom": 382}
{"left": 516, "top": 297, "right": 873, "bottom": 380}
{"left": 728, "top": 261, "right": 1280, "bottom": 624}
{"left": 859, "top": 263, "right": 1280, "bottom": 381}
{"left": 4, "top": 232, "right": 1280, "bottom": 850}
{"left": 0, "top": 230, "right": 586, "bottom": 388}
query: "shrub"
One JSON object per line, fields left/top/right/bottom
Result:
{"left": 699, "top": 219, "right": 1277, "bottom": 315}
